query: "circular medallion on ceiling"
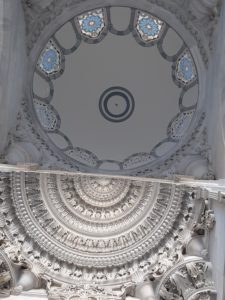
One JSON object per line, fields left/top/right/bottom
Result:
{"left": 99, "top": 87, "right": 135, "bottom": 123}
{"left": 73, "top": 175, "right": 131, "bottom": 207}
{"left": 6, "top": 170, "right": 199, "bottom": 284}
{"left": 12, "top": 172, "right": 184, "bottom": 268}
{"left": 30, "top": 5, "right": 202, "bottom": 173}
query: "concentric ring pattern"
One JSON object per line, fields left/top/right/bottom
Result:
{"left": 13, "top": 172, "right": 183, "bottom": 268}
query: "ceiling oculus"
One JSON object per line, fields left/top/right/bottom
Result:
{"left": 99, "top": 87, "right": 135, "bottom": 123}
{"left": 32, "top": 6, "right": 199, "bottom": 172}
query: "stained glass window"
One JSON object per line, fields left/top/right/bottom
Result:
{"left": 77, "top": 9, "right": 106, "bottom": 39}
{"left": 175, "top": 52, "right": 197, "bottom": 86}
{"left": 38, "top": 40, "right": 61, "bottom": 76}
{"left": 135, "top": 11, "right": 164, "bottom": 43}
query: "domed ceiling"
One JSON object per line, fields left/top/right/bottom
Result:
{"left": 4, "top": 170, "right": 201, "bottom": 285}
{"left": 0, "top": 1, "right": 219, "bottom": 298}
{"left": 28, "top": 5, "right": 203, "bottom": 174}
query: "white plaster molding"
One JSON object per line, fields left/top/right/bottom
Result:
{"left": 0, "top": 163, "right": 223, "bottom": 192}
{"left": 0, "top": 166, "right": 219, "bottom": 297}
{"left": 5, "top": 142, "right": 43, "bottom": 165}
{"left": 7, "top": 289, "right": 48, "bottom": 300}
{"left": 157, "top": 256, "right": 216, "bottom": 300}
{"left": 0, "top": 168, "right": 204, "bottom": 284}
{"left": 46, "top": 282, "right": 132, "bottom": 300}
{"left": 208, "top": 201, "right": 225, "bottom": 300}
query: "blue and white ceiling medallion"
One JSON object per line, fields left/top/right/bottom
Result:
{"left": 77, "top": 9, "right": 106, "bottom": 41}
{"left": 37, "top": 40, "right": 62, "bottom": 77}
{"left": 174, "top": 51, "right": 197, "bottom": 87}
{"left": 135, "top": 11, "right": 165, "bottom": 45}
{"left": 34, "top": 99, "right": 60, "bottom": 132}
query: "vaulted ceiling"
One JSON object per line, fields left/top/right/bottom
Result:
{"left": 0, "top": 0, "right": 223, "bottom": 299}
{"left": 9, "top": 0, "right": 219, "bottom": 179}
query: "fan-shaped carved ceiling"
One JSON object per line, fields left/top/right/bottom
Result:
{"left": 2, "top": 170, "right": 202, "bottom": 285}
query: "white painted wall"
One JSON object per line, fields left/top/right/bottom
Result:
{"left": 208, "top": 200, "right": 225, "bottom": 300}
{"left": 207, "top": 0, "right": 225, "bottom": 179}
{"left": 206, "top": 3, "right": 225, "bottom": 296}
{"left": 0, "top": 0, "right": 27, "bottom": 154}
{"left": 8, "top": 290, "right": 47, "bottom": 300}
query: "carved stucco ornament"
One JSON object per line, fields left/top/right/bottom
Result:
{"left": 0, "top": 236, "right": 23, "bottom": 297}
{"left": 0, "top": 169, "right": 214, "bottom": 288}
{"left": 0, "top": 231, "right": 45, "bottom": 296}
{"left": 0, "top": 168, "right": 217, "bottom": 298}
{"left": 0, "top": 252, "right": 13, "bottom": 297}
{"left": 7, "top": 104, "right": 213, "bottom": 179}
{"left": 47, "top": 281, "right": 133, "bottom": 300}
{"left": 12, "top": 172, "right": 185, "bottom": 268}
{"left": 157, "top": 257, "right": 216, "bottom": 300}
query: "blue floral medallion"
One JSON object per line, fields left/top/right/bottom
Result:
{"left": 77, "top": 9, "right": 105, "bottom": 39}
{"left": 176, "top": 52, "right": 197, "bottom": 85}
{"left": 38, "top": 41, "right": 61, "bottom": 76}
{"left": 136, "top": 11, "right": 164, "bottom": 43}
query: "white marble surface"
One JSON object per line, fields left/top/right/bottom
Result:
{"left": 206, "top": 4, "right": 225, "bottom": 296}
{"left": 209, "top": 200, "right": 225, "bottom": 300}
{"left": 207, "top": 0, "right": 225, "bottom": 179}
{"left": 7, "top": 290, "right": 47, "bottom": 300}
{"left": 0, "top": 0, "right": 26, "bottom": 154}
{"left": 0, "top": 1, "right": 3, "bottom": 61}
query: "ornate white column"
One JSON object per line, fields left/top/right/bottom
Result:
{"left": 157, "top": 257, "right": 216, "bottom": 300}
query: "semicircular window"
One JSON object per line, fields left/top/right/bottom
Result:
{"left": 32, "top": 6, "right": 199, "bottom": 172}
